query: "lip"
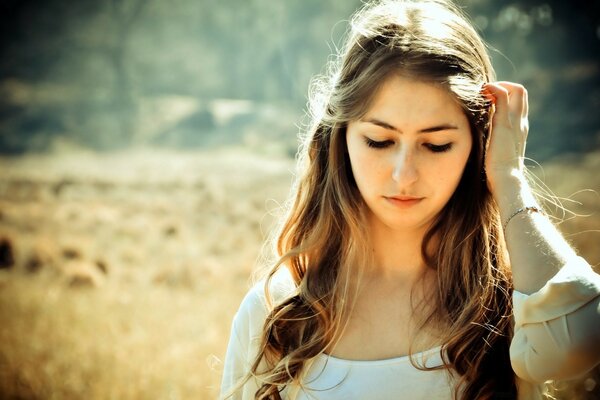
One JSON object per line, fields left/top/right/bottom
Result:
{"left": 385, "top": 196, "right": 424, "bottom": 208}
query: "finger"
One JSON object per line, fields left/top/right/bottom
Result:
{"left": 495, "top": 81, "right": 528, "bottom": 121}
{"left": 498, "top": 82, "right": 530, "bottom": 147}
{"left": 495, "top": 82, "right": 529, "bottom": 161}
{"left": 480, "top": 83, "right": 496, "bottom": 106}
{"left": 523, "top": 86, "right": 528, "bottom": 119}
{"left": 483, "top": 83, "right": 509, "bottom": 123}
{"left": 522, "top": 87, "right": 529, "bottom": 154}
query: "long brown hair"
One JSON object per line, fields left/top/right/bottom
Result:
{"left": 235, "top": 1, "right": 520, "bottom": 399}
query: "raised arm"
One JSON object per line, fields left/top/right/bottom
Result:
{"left": 483, "top": 81, "right": 581, "bottom": 294}
{"left": 483, "top": 81, "right": 600, "bottom": 383}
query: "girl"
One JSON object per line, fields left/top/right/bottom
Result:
{"left": 221, "top": 0, "right": 600, "bottom": 399}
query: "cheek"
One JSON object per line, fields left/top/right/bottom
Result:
{"left": 348, "top": 146, "right": 382, "bottom": 192}
{"left": 431, "top": 152, "right": 470, "bottom": 194}
{"left": 349, "top": 153, "right": 370, "bottom": 189}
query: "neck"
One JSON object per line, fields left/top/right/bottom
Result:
{"left": 364, "top": 215, "right": 434, "bottom": 287}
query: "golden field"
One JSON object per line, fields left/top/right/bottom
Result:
{"left": 0, "top": 148, "right": 598, "bottom": 400}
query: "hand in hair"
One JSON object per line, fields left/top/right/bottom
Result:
{"left": 481, "top": 81, "right": 529, "bottom": 197}
{"left": 481, "top": 81, "right": 582, "bottom": 294}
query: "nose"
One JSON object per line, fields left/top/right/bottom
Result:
{"left": 392, "top": 148, "right": 418, "bottom": 185}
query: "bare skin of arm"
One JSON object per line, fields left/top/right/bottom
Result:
{"left": 484, "top": 82, "right": 580, "bottom": 295}
{"left": 485, "top": 83, "right": 600, "bottom": 379}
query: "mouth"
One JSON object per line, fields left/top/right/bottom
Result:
{"left": 384, "top": 196, "right": 424, "bottom": 208}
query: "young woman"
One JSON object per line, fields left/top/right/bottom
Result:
{"left": 220, "top": 0, "right": 600, "bottom": 399}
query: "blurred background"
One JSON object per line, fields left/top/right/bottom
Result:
{"left": 0, "top": 0, "right": 598, "bottom": 399}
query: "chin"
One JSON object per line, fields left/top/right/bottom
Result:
{"left": 372, "top": 214, "right": 430, "bottom": 231}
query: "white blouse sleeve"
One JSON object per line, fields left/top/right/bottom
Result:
{"left": 221, "top": 275, "right": 294, "bottom": 400}
{"left": 221, "top": 312, "right": 247, "bottom": 400}
{"left": 510, "top": 256, "right": 600, "bottom": 383}
{"left": 220, "top": 284, "right": 265, "bottom": 400}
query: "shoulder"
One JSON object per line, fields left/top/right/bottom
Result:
{"left": 221, "top": 271, "right": 295, "bottom": 398}
{"left": 233, "top": 268, "right": 297, "bottom": 342}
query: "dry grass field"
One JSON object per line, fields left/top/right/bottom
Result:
{"left": 0, "top": 148, "right": 598, "bottom": 400}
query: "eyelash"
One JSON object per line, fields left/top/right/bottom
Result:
{"left": 364, "top": 138, "right": 394, "bottom": 149}
{"left": 424, "top": 143, "right": 453, "bottom": 153}
{"left": 364, "top": 138, "right": 453, "bottom": 153}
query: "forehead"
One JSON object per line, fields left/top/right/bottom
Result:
{"left": 362, "top": 74, "right": 467, "bottom": 125}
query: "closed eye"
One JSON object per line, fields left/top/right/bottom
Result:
{"left": 424, "top": 143, "right": 452, "bottom": 153}
{"left": 364, "top": 138, "right": 394, "bottom": 149}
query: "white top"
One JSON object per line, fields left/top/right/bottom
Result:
{"left": 220, "top": 256, "right": 600, "bottom": 400}
{"left": 285, "top": 345, "right": 457, "bottom": 400}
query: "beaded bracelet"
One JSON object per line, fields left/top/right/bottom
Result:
{"left": 502, "top": 206, "right": 545, "bottom": 232}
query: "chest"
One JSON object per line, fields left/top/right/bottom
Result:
{"left": 327, "top": 289, "right": 443, "bottom": 360}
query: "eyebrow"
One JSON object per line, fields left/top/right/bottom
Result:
{"left": 362, "top": 118, "right": 459, "bottom": 134}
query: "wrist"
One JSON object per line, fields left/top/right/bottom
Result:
{"left": 489, "top": 168, "right": 526, "bottom": 194}
{"left": 487, "top": 169, "right": 527, "bottom": 198}
{"left": 491, "top": 171, "right": 538, "bottom": 219}
{"left": 502, "top": 205, "right": 545, "bottom": 232}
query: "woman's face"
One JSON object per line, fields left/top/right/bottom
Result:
{"left": 346, "top": 74, "right": 473, "bottom": 232}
